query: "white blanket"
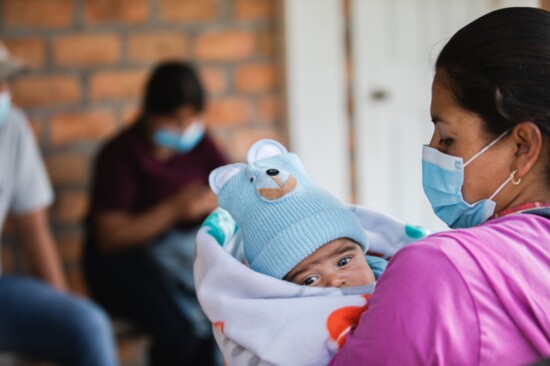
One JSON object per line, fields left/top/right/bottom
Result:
{"left": 194, "top": 205, "right": 429, "bottom": 366}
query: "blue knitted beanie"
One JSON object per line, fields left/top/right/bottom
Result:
{"left": 209, "top": 139, "right": 368, "bottom": 279}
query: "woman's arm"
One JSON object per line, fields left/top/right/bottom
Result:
{"left": 95, "top": 184, "right": 217, "bottom": 251}
{"left": 330, "top": 242, "right": 479, "bottom": 365}
{"left": 14, "top": 208, "right": 67, "bottom": 291}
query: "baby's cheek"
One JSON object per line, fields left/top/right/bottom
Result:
{"left": 360, "top": 263, "right": 376, "bottom": 286}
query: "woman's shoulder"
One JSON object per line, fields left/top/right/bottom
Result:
{"left": 385, "top": 219, "right": 514, "bottom": 283}
{"left": 418, "top": 213, "right": 550, "bottom": 259}
{"left": 192, "top": 131, "right": 229, "bottom": 165}
{"left": 96, "top": 125, "right": 142, "bottom": 161}
{"left": 390, "top": 213, "right": 550, "bottom": 300}
{"left": 411, "top": 211, "right": 548, "bottom": 243}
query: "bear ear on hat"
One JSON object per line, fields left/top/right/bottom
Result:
{"left": 247, "top": 139, "right": 287, "bottom": 164}
{"left": 209, "top": 163, "right": 247, "bottom": 195}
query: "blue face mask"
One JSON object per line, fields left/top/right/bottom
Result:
{"left": 422, "top": 131, "right": 512, "bottom": 229}
{"left": 0, "top": 91, "right": 12, "bottom": 128}
{"left": 154, "top": 121, "right": 205, "bottom": 153}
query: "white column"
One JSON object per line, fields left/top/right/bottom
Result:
{"left": 282, "top": 0, "right": 351, "bottom": 202}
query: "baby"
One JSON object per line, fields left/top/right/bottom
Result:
{"left": 208, "top": 138, "right": 385, "bottom": 287}
{"left": 197, "top": 139, "right": 423, "bottom": 366}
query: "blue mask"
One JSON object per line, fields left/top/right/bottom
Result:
{"left": 154, "top": 121, "right": 205, "bottom": 153}
{"left": 422, "top": 131, "right": 511, "bottom": 229}
{"left": 0, "top": 91, "right": 12, "bottom": 128}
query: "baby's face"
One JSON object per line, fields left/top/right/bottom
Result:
{"left": 283, "top": 238, "right": 376, "bottom": 288}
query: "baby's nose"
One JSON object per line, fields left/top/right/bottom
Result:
{"left": 266, "top": 169, "right": 279, "bottom": 176}
{"left": 328, "top": 276, "right": 346, "bottom": 288}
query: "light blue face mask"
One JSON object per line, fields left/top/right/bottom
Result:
{"left": 422, "top": 131, "right": 512, "bottom": 229}
{"left": 0, "top": 91, "right": 12, "bottom": 128}
{"left": 154, "top": 121, "right": 205, "bottom": 153}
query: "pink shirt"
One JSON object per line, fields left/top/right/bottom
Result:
{"left": 330, "top": 213, "right": 550, "bottom": 366}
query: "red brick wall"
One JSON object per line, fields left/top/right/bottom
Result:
{"left": 0, "top": 0, "right": 284, "bottom": 295}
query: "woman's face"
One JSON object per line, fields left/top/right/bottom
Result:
{"left": 428, "top": 71, "right": 515, "bottom": 205}
{"left": 149, "top": 105, "right": 202, "bottom": 133}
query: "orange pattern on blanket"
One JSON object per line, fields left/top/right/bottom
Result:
{"left": 326, "top": 294, "right": 370, "bottom": 348}
{"left": 213, "top": 321, "right": 225, "bottom": 334}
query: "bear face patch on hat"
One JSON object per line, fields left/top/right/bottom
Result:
{"left": 209, "top": 139, "right": 368, "bottom": 279}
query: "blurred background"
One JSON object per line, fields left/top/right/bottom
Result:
{"left": 0, "top": 0, "right": 547, "bottom": 364}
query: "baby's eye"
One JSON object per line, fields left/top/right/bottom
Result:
{"left": 338, "top": 257, "right": 351, "bottom": 267}
{"left": 302, "top": 276, "right": 319, "bottom": 286}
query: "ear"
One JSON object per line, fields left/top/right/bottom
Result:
{"left": 511, "top": 122, "right": 543, "bottom": 180}
{"left": 209, "top": 163, "right": 247, "bottom": 195}
{"left": 247, "top": 139, "right": 287, "bottom": 164}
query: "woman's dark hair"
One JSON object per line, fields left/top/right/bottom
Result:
{"left": 436, "top": 7, "right": 550, "bottom": 139}
{"left": 142, "top": 61, "right": 205, "bottom": 116}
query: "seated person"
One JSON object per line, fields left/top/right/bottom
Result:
{"left": 195, "top": 139, "right": 427, "bottom": 366}
{"left": 83, "top": 61, "right": 228, "bottom": 366}
{"left": 0, "top": 41, "right": 117, "bottom": 365}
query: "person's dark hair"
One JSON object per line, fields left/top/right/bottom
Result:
{"left": 436, "top": 7, "right": 550, "bottom": 183}
{"left": 142, "top": 61, "right": 205, "bottom": 117}
{"left": 436, "top": 7, "right": 550, "bottom": 139}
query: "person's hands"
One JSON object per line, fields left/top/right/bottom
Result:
{"left": 96, "top": 184, "right": 218, "bottom": 250}
{"left": 172, "top": 184, "right": 218, "bottom": 221}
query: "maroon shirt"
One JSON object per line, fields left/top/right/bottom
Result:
{"left": 88, "top": 124, "right": 228, "bottom": 236}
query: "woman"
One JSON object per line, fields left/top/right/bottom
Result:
{"left": 330, "top": 7, "right": 550, "bottom": 365}
{"left": 83, "top": 62, "right": 228, "bottom": 366}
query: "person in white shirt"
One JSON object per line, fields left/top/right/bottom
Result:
{"left": 0, "top": 41, "right": 118, "bottom": 366}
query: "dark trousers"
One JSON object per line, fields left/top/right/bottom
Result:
{"left": 83, "top": 245, "right": 217, "bottom": 366}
